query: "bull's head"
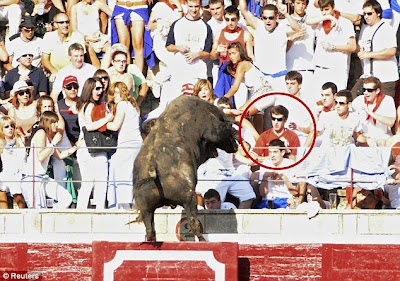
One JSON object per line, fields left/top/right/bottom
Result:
{"left": 202, "top": 116, "right": 238, "bottom": 157}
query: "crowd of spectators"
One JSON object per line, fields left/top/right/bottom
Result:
{"left": 0, "top": 0, "right": 399, "bottom": 211}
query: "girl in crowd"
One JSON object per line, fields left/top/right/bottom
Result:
{"left": 93, "top": 69, "right": 111, "bottom": 102}
{"left": 35, "top": 95, "right": 71, "bottom": 188}
{"left": 70, "top": 0, "right": 112, "bottom": 69}
{"left": 193, "top": 79, "right": 217, "bottom": 104}
{"left": 0, "top": 117, "right": 26, "bottom": 209}
{"left": 224, "top": 42, "right": 273, "bottom": 133}
{"left": 106, "top": 82, "right": 143, "bottom": 209}
{"left": 8, "top": 81, "right": 37, "bottom": 143}
{"left": 106, "top": 44, "right": 134, "bottom": 93}
{"left": 76, "top": 78, "right": 113, "bottom": 209}
{"left": 21, "top": 111, "right": 79, "bottom": 209}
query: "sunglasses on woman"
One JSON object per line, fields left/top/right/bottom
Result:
{"left": 18, "top": 90, "right": 30, "bottom": 96}
{"left": 4, "top": 124, "right": 15, "bottom": 129}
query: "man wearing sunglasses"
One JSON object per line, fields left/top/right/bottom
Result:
{"left": 210, "top": 6, "right": 254, "bottom": 64}
{"left": 239, "top": 0, "right": 300, "bottom": 91}
{"left": 41, "top": 12, "right": 86, "bottom": 84}
{"left": 316, "top": 90, "right": 362, "bottom": 147}
{"left": 352, "top": 76, "right": 396, "bottom": 146}
{"left": 3, "top": 49, "right": 48, "bottom": 100}
{"left": 254, "top": 105, "right": 300, "bottom": 161}
{"left": 5, "top": 16, "right": 42, "bottom": 70}
{"left": 58, "top": 76, "right": 80, "bottom": 145}
{"left": 354, "top": 0, "right": 398, "bottom": 98}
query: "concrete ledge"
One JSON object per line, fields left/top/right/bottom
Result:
{"left": 1, "top": 209, "right": 400, "bottom": 244}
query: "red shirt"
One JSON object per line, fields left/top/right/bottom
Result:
{"left": 217, "top": 27, "right": 245, "bottom": 65}
{"left": 254, "top": 128, "right": 300, "bottom": 157}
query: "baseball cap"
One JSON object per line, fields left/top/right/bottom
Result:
{"left": 63, "top": 76, "right": 79, "bottom": 87}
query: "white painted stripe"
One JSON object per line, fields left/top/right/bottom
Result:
{"left": 103, "top": 250, "right": 226, "bottom": 281}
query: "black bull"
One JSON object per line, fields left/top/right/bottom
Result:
{"left": 133, "top": 96, "right": 238, "bottom": 241}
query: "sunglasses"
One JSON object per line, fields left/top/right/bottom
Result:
{"left": 363, "top": 87, "right": 377, "bottom": 92}
{"left": 95, "top": 86, "right": 103, "bottom": 91}
{"left": 55, "top": 20, "right": 70, "bottom": 24}
{"left": 335, "top": 101, "right": 348, "bottom": 106}
{"left": 97, "top": 76, "right": 109, "bottom": 80}
{"left": 18, "top": 90, "right": 30, "bottom": 96}
{"left": 22, "top": 28, "right": 34, "bottom": 32}
{"left": 262, "top": 16, "right": 276, "bottom": 20}
{"left": 21, "top": 54, "right": 34, "bottom": 58}
{"left": 363, "top": 12, "right": 374, "bottom": 16}
{"left": 4, "top": 124, "right": 15, "bottom": 129}
{"left": 65, "top": 84, "right": 79, "bottom": 90}
{"left": 271, "top": 117, "right": 284, "bottom": 122}
{"left": 225, "top": 17, "right": 238, "bottom": 22}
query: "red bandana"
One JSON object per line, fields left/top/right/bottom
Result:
{"left": 222, "top": 26, "right": 242, "bottom": 34}
{"left": 365, "top": 93, "right": 385, "bottom": 124}
{"left": 322, "top": 10, "right": 340, "bottom": 35}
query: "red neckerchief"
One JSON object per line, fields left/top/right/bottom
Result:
{"left": 365, "top": 93, "right": 385, "bottom": 124}
{"left": 162, "top": 0, "right": 176, "bottom": 10}
{"left": 322, "top": 10, "right": 340, "bottom": 34}
{"left": 222, "top": 26, "right": 242, "bottom": 34}
{"left": 316, "top": 100, "right": 334, "bottom": 112}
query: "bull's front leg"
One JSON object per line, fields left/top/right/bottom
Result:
{"left": 183, "top": 193, "right": 206, "bottom": 242}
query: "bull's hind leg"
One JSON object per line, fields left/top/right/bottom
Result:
{"left": 141, "top": 209, "right": 156, "bottom": 241}
{"left": 135, "top": 180, "right": 161, "bottom": 241}
{"left": 183, "top": 193, "right": 206, "bottom": 242}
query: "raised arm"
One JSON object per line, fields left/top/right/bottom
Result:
{"left": 238, "top": 0, "right": 259, "bottom": 29}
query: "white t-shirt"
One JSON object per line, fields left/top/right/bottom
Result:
{"left": 166, "top": 17, "right": 213, "bottom": 80}
{"left": 6, "top": 36, "right": 43, "bottom": 68}
{"left": 283, "top": 15, "right": 315, "bottom": 71}
{"left": 352, "top": 94, "right": 396, "bottom": 139}
{"left": 275, "top": 94, "right": 313, "bottom": 142}
{"left": 313, "top": 16, "right": 355, "bottom": 71}
{"left": 358, "top": 21, "right": 399, "bottom": 82}
{"left": 317, "top": 111, "right": 362, "bottom": 147}
{"left": 260, "top": 158, "right": 296, "bottom": 199}
{"left": 253, "top": 19, "right": 287, "bottom": 74}
{"left": 52, "top": 63, "right": 97, "bottom": 97}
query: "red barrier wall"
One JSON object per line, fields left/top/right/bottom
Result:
{"left": 1, "top": 243, "right": 400, "bottom": 280}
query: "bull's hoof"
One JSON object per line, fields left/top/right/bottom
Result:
{"left": 145, "top": 236, "right": 156, "bottom": 242}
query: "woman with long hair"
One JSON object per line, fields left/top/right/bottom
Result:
{"left": 0, "top": 117, "right": 26, "bottom": 209}
{"left": 224, "top": 42, "right": 273, "bottom": 133}
{"left": 93, "top": 69, "right": 111, "bottom": 102}
{"left": 106, "top": 82, "right": 143, "bottom": 209}
{"left": 35, "top": 95, "right": 72, "bottom": 188}
{"left": 21, "top": 111, "right": 79, "bottom": 208}
{"left": 76, "top": 77, "right": 113, "bottom": 209}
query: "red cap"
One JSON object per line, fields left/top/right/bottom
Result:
{"left": 63, "top": 75, "right": 79, "bottom": 86}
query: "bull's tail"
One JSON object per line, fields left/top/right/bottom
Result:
{"left": 126, "top": 211, "right": 142, "bottom": 225}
